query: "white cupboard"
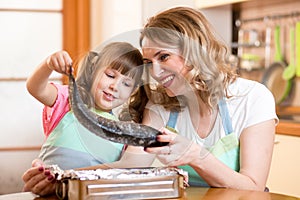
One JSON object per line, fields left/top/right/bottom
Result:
{"left": 267, "top": 134, "right": 300, "bottom": 198}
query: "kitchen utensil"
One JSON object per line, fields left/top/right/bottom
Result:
{"left": 282, "top": 26, "right": 296, "bottom": 80}
{"left": 274, "top": 25, "right": 284, "bottom": 62}
{"left": 296, "top": 21, "right": 300, "bottom": 77}
{"left": 262, "top": 25, "right": 293, "bottom": 104}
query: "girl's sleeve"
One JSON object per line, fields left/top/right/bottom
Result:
{"left": 42, "top": 84, "right": 70, "bottom": 137}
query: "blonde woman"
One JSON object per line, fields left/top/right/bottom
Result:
{"left": 140, "top": 6, "right": 278, "bottom": 191}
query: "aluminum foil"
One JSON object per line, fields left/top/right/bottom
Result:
{"left": 46, "top": 165, "right": 188, "bottom": 186}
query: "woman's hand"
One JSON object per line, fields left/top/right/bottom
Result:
{"left": 144, "top": 127, "right": 203, "bottom": 166}
{"left": 22, "top": 159, "right": 56, "bottom": 196}
{"left": 46, "top": 50, "right": 73, "bottom": 75}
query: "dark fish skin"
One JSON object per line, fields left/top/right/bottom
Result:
{"left": 68, "top": 73, "right": 168, "bottom": 147}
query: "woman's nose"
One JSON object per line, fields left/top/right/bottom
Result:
{"left": 151, "top": 62, "right": 164, "bottom": 77}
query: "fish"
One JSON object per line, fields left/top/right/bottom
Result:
{"left": 68, "top": 73, "right": 168, "bottom": 147}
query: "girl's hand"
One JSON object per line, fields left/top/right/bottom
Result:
{"left": 145, "top": 128, "right": 203, "bottom": 166}
{"left": 46, "top": 50, "right": 73, "bottom": 75}
{"left": 22, "top": 159, "right": 56, "bottom": 196}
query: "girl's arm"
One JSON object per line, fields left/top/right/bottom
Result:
{"left": 26, "top": 51, "right": 72, "bottom": 106}
{"left": 79, "top": 145, "right": 156, "bottom": 170}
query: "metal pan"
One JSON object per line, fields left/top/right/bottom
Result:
{"left": 262, "top": 62, "right": 292, "bottom": 104}
{"left": 261, "top": 25, "right": 293, "bottom": 104}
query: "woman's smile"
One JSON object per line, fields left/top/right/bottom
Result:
{"left": 160, "top": 74, "right": 175, "bottom": 87}
{"left": 142, "top": 40, "right": 190, "bottom": 96}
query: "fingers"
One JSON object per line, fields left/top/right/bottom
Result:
{"left": 30, "top": 177, "right": 56, "bottom": 196}
{"left": 156, "top": 128, "right": 177, "bottom": 143}
{"left": 22, "top": 166, "right": 56, "bottom": 196}
{"left": 46, "top": 51, "right": 73, "bottom": 74}
{"left": 145, "top": 145, "right": 171, "bottom": 155}
{"left": 146, "top": 131, "right": 201, "bottom": 166}
{"left": 31, "top": 158, "right": 44, "bottom": 167}
{"left": 22, "top": 166, "right": 44, "bottom": 183}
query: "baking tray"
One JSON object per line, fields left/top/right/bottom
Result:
{"left": 54, "top": 167, "right": 187, "bottom": 200}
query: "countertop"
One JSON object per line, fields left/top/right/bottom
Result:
{"left": 1, "top": 187, "right": 299, "bottom": 200}
{"left": 276, "top": 106, "right": 300, "bottom": 137}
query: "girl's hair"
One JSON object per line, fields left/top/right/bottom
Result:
{"left": 140, "top": 6, "right": 237, "bottom": 110}
{"left": 74, "top": 42, "right": 146, "bottom": 122}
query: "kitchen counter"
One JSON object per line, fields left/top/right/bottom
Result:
{"left": 276, "top": 120, "right": 300, "bottom": 137}
{"left": 1, "top": 187, "right": 299, "bottom": 200}
{"left": 276, "top": 106, "right": 300, "bottom": 137}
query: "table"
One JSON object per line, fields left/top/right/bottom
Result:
{"left": 0, "top": 187, "right": 299, "bottom": 200}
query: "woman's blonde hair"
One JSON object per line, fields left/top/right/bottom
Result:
{"left": 140, "top": 6, "right": 237, "bottom": 110}
{"left": 74, "top": 42, "right": 145, "bottom": 122}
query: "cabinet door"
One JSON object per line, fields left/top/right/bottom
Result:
{"left": 267, "top": 134, "right": 300, "bottom": 198}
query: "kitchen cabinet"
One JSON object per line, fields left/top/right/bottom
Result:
{"left": 0, "top": 0, "right": 89, "bottom": 194}
{"left": 267, "top": 134, "right": 300, "bottom": 198}
{"left": 195, "top": 0, "right": 249, "bottom": 9}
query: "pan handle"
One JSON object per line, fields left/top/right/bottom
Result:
{"left": 274, "top": 25, "right": 283, "bottom": 62}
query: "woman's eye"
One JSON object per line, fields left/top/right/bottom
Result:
{"left": 159, "top": 54, "right": 169, "bottom": 61}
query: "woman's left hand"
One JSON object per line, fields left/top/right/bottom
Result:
{"left": 145, "top": 127, "right": 202, "bottom": 166}
{"left": 22, "top": 159, "right": 56, "bottom": 196}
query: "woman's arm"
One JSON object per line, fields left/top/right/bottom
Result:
{"left": 26, "top": 51, "right": 72, "bottom": 107}
{"left": 146, "top": 119, "right": 275, "bottom": 191}
{"left": 191, "top": 119, "right": 275, "bottom": 191}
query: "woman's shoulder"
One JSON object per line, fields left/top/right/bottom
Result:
{"left": 228, "top": 77, "right": 272, "bottom": 97}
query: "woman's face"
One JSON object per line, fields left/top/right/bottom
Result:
{"left": 91, "top": 68, "right": 135, "bottom": 112}
{"left": 142, "top": 38, "right": 190, "bottom": 97}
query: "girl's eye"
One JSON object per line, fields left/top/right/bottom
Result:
{"left": 123, "top": 80, "right": 133, "bottom": 87}
{"left": 105, "top": 72, "right": 115, "bottom": 78}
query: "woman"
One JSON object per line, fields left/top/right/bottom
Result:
{"left": 140, "top": 6, "right": 278, "bottom": 191}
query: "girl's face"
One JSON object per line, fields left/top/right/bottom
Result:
{"left": 142, "top": 38, "right": 190, "bottom": 97}
{"left": 91, "top": 68, "right": 135, "bottom": 112}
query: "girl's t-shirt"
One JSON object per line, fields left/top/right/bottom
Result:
{"left": 39, "top": 83, "right": 123, "bottom": 169}
{"left": 43, "top": 84, "right": 70, "bottom": 137}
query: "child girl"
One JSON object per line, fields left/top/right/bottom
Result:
{"left": 23, "top": 42, "right": 144, "bottom": 195}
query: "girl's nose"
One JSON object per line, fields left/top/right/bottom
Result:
{"left": 109, "top": 80, "right": 119, "bottom": 91}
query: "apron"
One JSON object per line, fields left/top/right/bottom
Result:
{"left": 39, "top": 111, "right": 124, "bottom": 170}
{"left": 166, "top": 99, "right": 240, "bottom": 187}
